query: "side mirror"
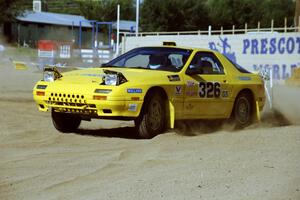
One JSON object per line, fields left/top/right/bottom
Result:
{"left": 186, "top": 67, "right": 203, "bottom": 75}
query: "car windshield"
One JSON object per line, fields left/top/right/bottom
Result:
{"left": 103, "top": 47, "right": 192, "bottom": 72}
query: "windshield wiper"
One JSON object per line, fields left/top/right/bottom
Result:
{"left": 127, "top": 66, "right": 151, "bottom": 69}
{"left": 100, "top": 65, "right": 121, "bottom": 68}
{"left": 100, "top": 65, "right": 151, "bottom": 69}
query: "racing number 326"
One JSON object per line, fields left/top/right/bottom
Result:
{"left": 199, "top": 82, "right": 221, "bottom": 98}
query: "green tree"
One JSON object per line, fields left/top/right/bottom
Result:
{"left": 0, "top": 0, "right": 27, "bottom": 41}
{"left": 77, "top": 0, "right": 135, "bottom": 22}
{"left": 206, "top": 0, "right": 295, "bottom": 29}
{"left": 260, "top": 0, "right": 295, "bottom": 27}
{"left": 44, "top": 0, "right": 81, "bottom": 15}
{"left": 0, "top": 0, "right": 26, "bottom": 24}
{"left": 296, "top": 0, "right": 300, "bottom": 26}
{"left": 206, "top": 0, "right": 268, "bottom": 29}
{"left": 141, "top": 0, "right": 210, "bottom": 32}
{"left": 141, "top": 0, "right": 295, "bottom": 32}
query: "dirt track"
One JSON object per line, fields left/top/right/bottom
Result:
{"left": 0, "top": 61, "right": 300, "bottom": 200}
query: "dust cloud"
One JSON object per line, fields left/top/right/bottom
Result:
{"left": 272, "top": 85, "right": 300, "bottom": 125}
{"left": 174, "top": 84, "right": 300, "bottom": 136}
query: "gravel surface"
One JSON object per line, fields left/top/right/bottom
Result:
{"left": 0, "top": 60, "right": 299, "bottom": 200}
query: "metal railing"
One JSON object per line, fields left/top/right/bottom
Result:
{"left": 121, "top": 17, "right": 300, "bottom": 37}
{"left": 121, "top": 26, "right": 300, "bottom": 37}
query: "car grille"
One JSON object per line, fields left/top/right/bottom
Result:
{"left": 47, "top": 92, "right": 97, "bottom": 114}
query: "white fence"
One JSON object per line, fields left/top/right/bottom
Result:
{"left": 121, "top": 19, "right": 300, "bottom": 37}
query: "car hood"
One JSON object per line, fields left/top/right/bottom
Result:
{"left": 59, "top": 67, "right": 177, "bottom": 85}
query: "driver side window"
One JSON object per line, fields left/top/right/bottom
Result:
{"left": 188, "top": 52, "right": 224, "bottom": 74}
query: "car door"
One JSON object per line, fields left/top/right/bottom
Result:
{"left": 183, "top": 51, "right": 233, "bottom": 118}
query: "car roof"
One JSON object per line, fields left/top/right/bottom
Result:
{"left": 138, "top": 45, "right": 216, "bottom": 53}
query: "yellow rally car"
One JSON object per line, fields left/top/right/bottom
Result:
{"left": 33, "top": 43, "right": 265, "bottom": 138}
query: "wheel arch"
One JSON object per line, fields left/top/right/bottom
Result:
{"left": 144, "top": 86, "right": 169, "bottom": 101}
{"left": 232, "top": 88, "right": 256, "bottom": 119}
{"left": 140, "top": 86, "right": 173, "bottom": 128}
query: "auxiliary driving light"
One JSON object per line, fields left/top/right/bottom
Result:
{"left": 93, "top": 95, "right": 107, "bottom": 100}
{"left": 36, "top": 91, "right": 45, "bottom": 96}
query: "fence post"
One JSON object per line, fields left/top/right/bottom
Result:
{"left": 198, "top": 30, "right": 201, "bottom": 35}
{"left": 299, "top": 16, "right": 300, "bottom": 32}
{"left": 116, "top": 4, "right": 120, "bottom": 56}
{"left": 271, "top": 19, "right": 274, "bottom": 32}
{"left": 232, "top": 25, "right": 235, "bottom": 35}
{"left": 284, "top": 17, "right": 287, "bottom": 33}
{"left": 208, "top": 25, "right": 212, "bottom": 36}
{"left": 121, "top": 35, "right": 126, "bottom": 54}
{"left": 257, "top": 21, "right": 260, "bottom": 32}
{"left": 220, "top": 26, "right": 223, "bottom": 35}
{"left": 244, "top": 23, "right": 247, "bottom": 33}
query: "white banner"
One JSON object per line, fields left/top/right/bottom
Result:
{"left": 124, "top": 32, "right": 300, "bottom": 83}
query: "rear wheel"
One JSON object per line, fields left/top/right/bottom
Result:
{"left": 51, "top": 109, "right": 81, "bottom": 133}
{"left": 233, "top": 92, "right": 253, "bottom": 128}
{"left": 135, "top": 92, "right": 166, "bottom": 139}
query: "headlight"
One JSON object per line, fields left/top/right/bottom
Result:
{"left": 43, "top": 67, "right": 63, "bottom": 82}
{"left": 43, "top": 71, "right": 55, "bottom": 82}
{"left": 102, "top": 69, "right": 127, "bottom": 86}
{"left": 104, "top": 74, "right": 118, "bottom": 86}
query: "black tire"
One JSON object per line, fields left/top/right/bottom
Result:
{"left": 135, "top": 92, "right": 166, "bottom": 139}
{"left": 233, "top": 92, "right": 253, "bottom": 128}
{"left": 51, "top": 109, "right": 81, "bottom": 133}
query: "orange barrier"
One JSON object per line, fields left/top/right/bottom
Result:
{"left": 13, "top": 61, "right": 28, "bottom": 70}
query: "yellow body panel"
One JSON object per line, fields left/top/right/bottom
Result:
{"left": 33, "top": 46, "right": 265, "bottom": 128}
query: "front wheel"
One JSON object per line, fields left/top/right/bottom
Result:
{"left": 233, "top": 92, "right": 253, "bottom": 128}
{"left": 135, "top": 92, "right": 166, "bottom": 139}
{"left": 51, "top": 109, "right": 81, "bottom": 133}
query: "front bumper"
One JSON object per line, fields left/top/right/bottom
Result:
{"left": 33, "top": 89, "right": 143, "bottom": 119}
